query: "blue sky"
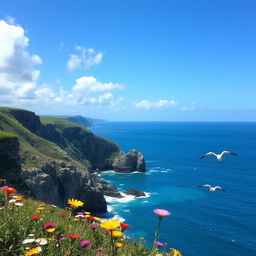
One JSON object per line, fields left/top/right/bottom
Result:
{"left": 0, "top": 0, "right": 256, "bottom": 121}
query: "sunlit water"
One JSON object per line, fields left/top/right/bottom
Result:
{"left": 91, "top": 122, "right": 256, "bottom": 256}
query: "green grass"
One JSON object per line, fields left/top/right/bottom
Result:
{"left": 0, "top": 189, "right": 165, "bottom": 256}
{"left": 0, "top": 112, "right": 70, "bottom": 168}
{"left": 0, "top": 131, "right": 17, "bottom": 140}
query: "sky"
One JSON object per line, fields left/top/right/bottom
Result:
{"left": 0, "top": 0, "right": 256, "bottom": 121}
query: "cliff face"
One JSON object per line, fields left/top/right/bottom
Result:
{"left": 21, "top": 163, "right": 107, "bottom": 212}
{"left": 0, "top": 135, "right": 22, "bottom": 183}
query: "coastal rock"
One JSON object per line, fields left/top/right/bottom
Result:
{"left": 124, "top": 189, "right": 146, "bottom": 197}
{"left": 98, "top": 179, "right": 123, "bottom": 198}
{"left": 112, "top": 149, "right": 146, "bottom": 173}
{"left": 21, "top": 163, "right": 107, "bottom": 213}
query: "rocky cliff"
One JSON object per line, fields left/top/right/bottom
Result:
{"left": 112, "top": 149, "right": 146, "bottom": 173}
{"left": 0, "top": 107, "right": 147, "bottom": 212}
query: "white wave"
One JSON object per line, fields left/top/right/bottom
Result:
{"left": 105, "top": 194, "right": 135, "bottom": 203}
{"left": 119, "top": 184, "right": 124, "bottom": 186}
{"left": 142, "top": 200, "right": 149, "bottom": 203}
{"left": 161, "top": 170, "right": 168, "bottom": 173}
{"left": 123, "top": 209, "right": 130, "bottom": 213}
{"left": 139, "top": 192, "right": 151, "bottom": 198}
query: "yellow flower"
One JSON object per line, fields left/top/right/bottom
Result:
{"left": 37, "top": 207, "right": 44, "bottom": 211}
{"left": 171, "top": 248, "right": 182, "bottom": 256}
{"left": 112, "top": 230, "right": 123, "bottom": 237}
{"left": 67, "top": 198, "right": 84, "bottom": 208}
{"left": 115, "top": 242, "right": 123, "bottom": 247}
{"left": 156, "top": 254, "right": 163, "bottom": 256}
{"left": 100, "top": 220, "right": 120, "bottom": 230}
{"left": 92, "top": 216, "right": 101, "bottom": 221}
{"left": 46, "top": 228, "right": 55, "bottom": 233}
{"left": 84, "top": 211, "right": 91, "bottom": 214}
{"left": 24, "top": 247, "right": 42, "bottom": 255}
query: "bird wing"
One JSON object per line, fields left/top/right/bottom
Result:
{"left": 199, "top": 184, "right": 211, "bottom": 188}
{"left": 200, "top": 152, "right": 217, "bottom": 159}
{"left": 221, "top": 151, "right": 238, "bottom": 157}
{"left": 215, "top": 186, "right": 227, "bottom": 193}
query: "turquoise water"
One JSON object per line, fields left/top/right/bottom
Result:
{"left": 91, "top": 122, "right": 256, "bottom": 256}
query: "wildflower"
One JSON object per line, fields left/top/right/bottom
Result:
{"left": 22, "top": 238, "right": 36, "bottom": 244}
{"left": 68, "top": 233, "right": 80, "bottom": 239}
{"left": 60, "top": 214, "right": 66, "bottom": 217}
{"left": 24, "top": 247, "right": 42, "bottom": 255}
{"left": 3, "top": 187, "right": 16, "bottom": 193}
{"left": 8, "top": 193, "right": 14, "bottom": 199}
{"left": 16, "top": 196, "right": 25, "bottom": 202}
{"left": 37, "top": 207, "right": 44, "bottom": 211}
{"left": 35, "top": 238, "right": 48, "bottom": 245}
{"left": 80, "top": 240, "right": 90, "bottom": 247}
{"left": 155, "top": 241, "right": 164, "bottom": 247}
{"left": 100, "top": 219, "right": 120, "bottom": 230}
{"left": 93, "top": 216, "right": 101, "bottom": 222}
{"left": 171, "top": 248, "right": 182, "bottom": 256}
{"left": 67, "top": 198, "right": 84, "bottom": 208}
{"left": 46, "top": 228, "right": 56, "bottom": 233}
{"left": 14, "top": 202, "right": 24, "bottom": 206}
{"left": 115, "top": 242, "right": 123, "bottom": 247}
{"left": 9, "top": 199, "right": 16, "bottom": 203}
{"left": 31, "top": 214, "right": 40, "bottom": 220}
{"left": 84, "top": 211, "right": 91, "bottom": 214}
{"left": 64, "top": 251, "right": 71, "bottom": 255}
{"left": 44, "top": 222, "right": 56, "bottom": 228}
{"left": 153, "top": 209, "right": 171, "bottom": 220}
{"left": 90, "top": 224, "right": 98, "bottom": 229}
{"left": 112, "top": 230, "right": 123, "bottom": 238}
{"left": 120, "top": 223, "right": 130, "bottom": 230}
{"left": 28, "top": 234, "right": 35, "bottom": 237}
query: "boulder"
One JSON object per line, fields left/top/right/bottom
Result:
{"left": 112, "top": 149, "right": 146, "bottom": 173}
{"left": 124, "top": 189, "right": 146, "bottom": 197}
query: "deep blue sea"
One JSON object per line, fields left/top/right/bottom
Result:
{"left": 91, "top": 122, "right": 256, "bottom": 256}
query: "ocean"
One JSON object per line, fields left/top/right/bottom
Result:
{"left": 91, "top": 122, "right": 256, "bottom": 256}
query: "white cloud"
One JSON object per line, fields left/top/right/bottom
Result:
{"left": 0, "top": 19, "right": 123, "bottom": 110}
{"left": 67, "top": 46, "right": 103, "bottom": 71}
{"left": 0, "top": 20, "right": 42, "bottom": 101}
{"left": 134, "top": 99, "right": 178, "bottom": 110}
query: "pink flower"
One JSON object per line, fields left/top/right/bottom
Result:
{"left": 153, "top": 209, "right": 171, "bottom": 218}
{"left": 80, "top": 240, "right": 90, "bottom": 247}
{"left": 155, "top": 241, "right": 164, "bottom": 247}
{"left": 44, "top": 222, "right": 57, "bottom": 228}
{"left": 90, "top": 224, "right": 98, "bottom": 229}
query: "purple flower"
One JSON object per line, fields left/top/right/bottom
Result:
{"left": 155, "top": 241, "right": 164, "bottom": 247}
{"left": 80, "top": 240, "right": 90, "bottom": 247}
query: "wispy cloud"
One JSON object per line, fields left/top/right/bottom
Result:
{"left": 67, "top": 46, "right": 103, "bottom": 71}
{"left": 134, "top": 99, "right": 178, "bottom": 110}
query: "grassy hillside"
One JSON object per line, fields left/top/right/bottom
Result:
{"left": 0, "top": 110, "right": 70, "bottom": 169}
{"left": 0, "top": 186, "right": 181, "bottom": 256}
{"left": 0, "top": 130, "right": 17, "bottom": 140}
{"left": 0, "top": 107, "right": 119, "bottom": 170}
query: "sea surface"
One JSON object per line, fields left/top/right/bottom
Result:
{"left": 91, "top": 122, "right": 256, "bottom": 256}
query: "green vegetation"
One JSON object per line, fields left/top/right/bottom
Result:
{"left": 0, "top": 187, "right": 181, "bottom": 256}
{"left": 0, "top": 111, "right": 69, "bottom": 169}
{"left": 0, "top": 130, "right": 17, "bottom": 140}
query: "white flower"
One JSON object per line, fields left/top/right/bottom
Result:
{"left": 35, "top": 238, "right": 48, "bottom": 245}
{"left": 9, "top": 199, "right": 16, "bottom": 203}
{"left": 14, "top": 202, "right": 24, "bottom": 207}
{"left": 75, "top": 214, "right": 85, "bottom": 218}
{"left": 51, "top": 204, "right": 57, "bottom": 208}
{"left": 28, "top": 234, "right": 35, "bottom": 237}
{"left": 22, "top": 238, "right": 35, "bottom": 244}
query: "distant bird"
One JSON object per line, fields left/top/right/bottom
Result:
{"left": 199, "top": 184, "right": 226, "bottom": 193}
{"left": 200, "top": 151, "right": 238, "bottom": 161}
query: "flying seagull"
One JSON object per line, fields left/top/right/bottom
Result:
{"left": 199, "top": 184, "right": 226, "bottom": 193}
{"left": 200, "top": 151, "right": 238, "bottom": 161}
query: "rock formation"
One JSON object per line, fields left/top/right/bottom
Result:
{"left": 112, "top": 149, "right": 146, "bottom": 173}
{"left": 124, "top": 189, "right": 146, "bottom": 197}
